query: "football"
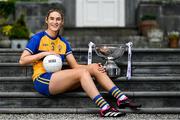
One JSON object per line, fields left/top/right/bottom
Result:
{"left": 43, "top": 54, "right": 62, "bottom": 72}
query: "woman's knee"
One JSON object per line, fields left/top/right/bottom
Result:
{"left": 78, "top": 68, "right": 91, "bottom": 77}
{"left": 88, "top": 63, "right": 106, "bottom": 76}
{"left": 87, "top": 63, "right": 98, "bottom": 73}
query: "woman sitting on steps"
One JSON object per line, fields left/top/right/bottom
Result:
{"left": 19, "top": 8, "right": 141, "bottom": 117}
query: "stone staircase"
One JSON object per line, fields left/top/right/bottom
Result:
{"left": 0, "top": 48, "right": 180, "bottom": 114}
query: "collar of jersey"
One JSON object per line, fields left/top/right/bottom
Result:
{"left": 44, "top": 31, "right": 59, "bottom": 40}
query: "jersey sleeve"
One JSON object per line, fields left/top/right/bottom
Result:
{"left": 60, "top": 37, "right": 72, "bottom": 56}
{"left": 25, "top": 36, "right": 40, "bottom": 54}
{"left": 65, "top": 41, "right": 72, "bottom": 56}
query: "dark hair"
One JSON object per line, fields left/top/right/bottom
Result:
{"left": 46, "top": 9, "right": 64, "bottom": 21}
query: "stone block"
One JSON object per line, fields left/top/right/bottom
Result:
{"left": 162, "top": 4, "right": 180, "bottom": 16}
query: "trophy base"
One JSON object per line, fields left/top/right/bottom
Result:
{"left": 106, "top": 68, "right": 121, "bottom": 78}
{"left": 104, "top": 60, "right": 121, "bottom": 78}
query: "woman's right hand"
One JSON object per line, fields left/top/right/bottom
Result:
{"left": 42, "top": 51, "right": 59, "bottom": 57}
{"left": 19, "top": 50, "right": 59, "bottom": 65}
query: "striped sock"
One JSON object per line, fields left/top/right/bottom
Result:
{"left": 109, "top": 86, "right": 128, "bottom": 101}
{"left": 93, "top": 94, "right": 110, "bottom": 110}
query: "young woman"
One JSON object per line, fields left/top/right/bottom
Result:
{"left": 19, "top": 9, "right": 141, "bottom": 117}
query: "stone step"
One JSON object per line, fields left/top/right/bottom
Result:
{"left": 115, "top": 76, "right": 180, "bottom": 91}
{"left": 0, "top": 62, "right": 180, "bottom": 77}
{"left": 0, "top": 107, "right": 180, "bottom": 114}
{"left": 0, "top": 91, "right": 180, "bottom": 108}
{"left": 1, "top": 76, "right": 180, "bottom": 92}
{"left": 1, "top": 48, "right": 180, "bottom": 114}
{"left": 1, "top": 48, "right": 180, "bottom": 63}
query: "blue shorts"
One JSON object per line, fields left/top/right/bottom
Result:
{"left": 33, "top": 72, "right": 53, "bottom": 96}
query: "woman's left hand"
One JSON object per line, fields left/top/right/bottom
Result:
{"left": 80, "top": 63, "right": 106, "bottom": 74}
{"left": 97, "top": 63, "right": 106, "bottom": 73}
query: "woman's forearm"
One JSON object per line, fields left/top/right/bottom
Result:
{"left": 19, "top": 52, "right": 47, "bottom": 65}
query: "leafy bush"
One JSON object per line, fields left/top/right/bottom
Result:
{"left": 1, "top": 25, "right": 13, "bottom": 36}
{"left": 0, "top": 1, "right": 15, "bottom": 18}
{"left": 141, "top": 14, "right": 157, "bottom": 21}
{"left": 168, "top": 31, "right": 179, "bottom": 40}
{"left": 9, "top": 14, "right": 29, "bottom": 39}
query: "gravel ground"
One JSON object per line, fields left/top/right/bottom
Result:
{"left": 0, "top": 114, "right": 180, "bottom": 120}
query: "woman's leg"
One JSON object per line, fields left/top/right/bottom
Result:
{"left": 85, "top": 63, "right": 141, "bottom": 109}
{"left": 84, "top": 63, "right": 117, "bottom": 91}
{"left": 48, "top": 67, "right": 126, "bottom": 117}
{"left": 49, "top": 68, "right": 99, "bottom": 99}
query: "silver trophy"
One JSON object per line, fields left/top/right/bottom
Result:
{"left": 88, "top": 42, "right": 132, "bottom": 78}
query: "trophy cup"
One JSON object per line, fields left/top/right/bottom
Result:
{"left": 88, "top": 42, "right": 132, "bottom": 78}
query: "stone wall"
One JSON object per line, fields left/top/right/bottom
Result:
{"left": 13, "top": 0, "right": 180, "bottom": 48}
{"left": 62, "top": 27, "right": 140, "bottom": 48}
{"left": 137, "top": 1, "right": 180, "bottom": 33}
{"left": 14, "top": 1, "right": 141, "bottom": 48}
{"left": 15, "top": 0, "right": 75, "bottom": 33}
{"left": 14, "top": 0, "right": 180, "bottom": 33}
{"left": 15, "top": 0, "right": 140, "bottom": 33}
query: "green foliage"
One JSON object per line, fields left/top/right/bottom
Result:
{"left": 0, "top": 1, "right": 15, "bottom": 18}
{"left": 0, "top": 18, "right": 7, "bottom": 25}
{"left": 9, "top": 14, "right": 29, "bottom": 39}
{"left": 16, "top": 14, "right": 26, "bottom": 26}
{"left": 141, "top": 14, "right": 157, "bottom": 21}
{"left": 168, "top": 31, "right": 180, "bottom": 40}
{"left": 7, "top": 0, "right": 48, "bottom": 2}
{"left": 1, "top": 25, "right": 13, "bottom": 36}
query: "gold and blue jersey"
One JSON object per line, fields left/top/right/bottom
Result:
{"left": 25, "top": 31, "right": 72, "bottom": 80}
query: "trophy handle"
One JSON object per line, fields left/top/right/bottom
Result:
{"left": 126, "top": 42, "right": 133, "bottom": 80}
{"left": 88, "top": 42, "right": 95, "bottom": 64}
